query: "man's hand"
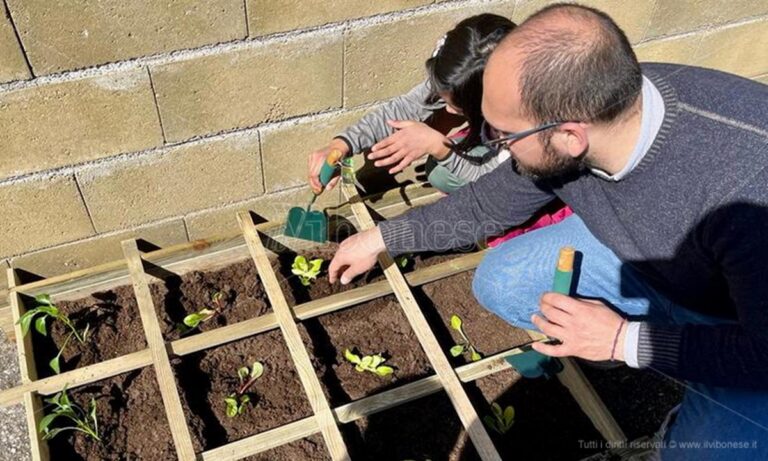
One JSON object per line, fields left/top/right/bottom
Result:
{"left": 369, "top": 120, "right": 452, "bottom": 174}
{"left": 308, "top": 138, "right": 350, "bottom": 194}
{"left": 530, "top": 293, "right": 627, "bottom": 362}
{"left": 329, "top": 227, "right": 386, "bottom": 285}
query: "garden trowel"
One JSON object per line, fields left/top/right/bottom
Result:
{"left": 284, "top": 149, "right": 344, "bottom": 243}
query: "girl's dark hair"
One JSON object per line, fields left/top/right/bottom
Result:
{"left": 425, "top": 14, "right": 516, "bottom": 150}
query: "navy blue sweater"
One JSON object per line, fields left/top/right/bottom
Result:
{"left": 380, "top": 64, "right": 768, "bottom": 388}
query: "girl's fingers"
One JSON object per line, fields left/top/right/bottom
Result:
{"left": 374, "top": 150, "right": 405, "bottom": 167}
{"left": 540, "top": 302, "right": 571, "bottom": 327}
{"left": 389, "top": 156, "right": 412, "bottom": 174}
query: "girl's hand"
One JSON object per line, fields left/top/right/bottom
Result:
{"left": 308, "top": 138, "right": 349, "bottom": 194}
{"left": 369, "top": 120, "right": 452, "bottom": 174}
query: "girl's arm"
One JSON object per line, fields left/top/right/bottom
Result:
{"left": 435, "top": 144, "right": 511, "bottom": 184}
{"left": 336, "top": 80, "right": 444, "bottom": 154}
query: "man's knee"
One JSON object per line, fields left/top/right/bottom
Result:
{"left": 472, "top": 245, "right": 540, "bottom": 330}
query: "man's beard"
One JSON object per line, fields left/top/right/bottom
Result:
{"left": 511, "top": 138, "right": 586, "bottom": 180}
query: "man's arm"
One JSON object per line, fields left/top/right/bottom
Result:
{"left": 336, "top": 81, "right": 443, "bottom": 154}
{"left": 637, "top": 177, "right": 768, "bottom": 388}
{"left": 381, "top": 158, "right": 556, "bottom": 255}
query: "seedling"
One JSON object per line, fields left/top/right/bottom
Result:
{"left": 17, "top": 294, "right": 90, "bottom": 374}
{"left": 483, "top": 402, "right": 515, "bottom": 435}
{"left": 224, "top": 361, "right": 264, "bottom": 418}
{"left": 178, "top": 291, "right": 225, "bottom": 335}
{"left": 291, "top": 255, "right": 324, "bottom": 286}
{"left": 448, "top": 314, "right": 482, "bottom": 362}
{"left": 394, "top": 254, "right": 411, "bottom": 269}
{"left": 344, "top": 349, "right": 394, "bottom": 377}
{"left": 39, "top": 386, "right": 100, "bottom": 442}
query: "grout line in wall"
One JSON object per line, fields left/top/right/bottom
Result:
{"left": 0, "top": 0, "right": 505, "bottom": 93}
{"left": 243, "top": 0, "right": 250, "bottom": 38}
{"left": 634, "top": 11, "right": 768, "bottom": 44}
{"left": 0, "top": 101, "right": 384, "bottom": 188}
{"left": 341, "top": 24, "right": 347, "bottom": 108}
{"left": 72, "top": 173, "right": 98, "bottom": 234}
{"left": 3, "top": 0, "right": 35, "bottom": 78}
{"left": 145, "top": 67, "right": 168, "bottom": 144}
{"left": 181, "top": 219, "right": 192, "bottom": 242}
{"left": 256, "top": 129, "right": 266, "bottom": 194}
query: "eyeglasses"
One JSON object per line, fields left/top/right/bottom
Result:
{"left": 481, "top": 120, "right": 564, "bottom": 150}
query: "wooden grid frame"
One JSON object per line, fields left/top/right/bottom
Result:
{"left": 1, "top": 185, "right": 625, "bottom": 460}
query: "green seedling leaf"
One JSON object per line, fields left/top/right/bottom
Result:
{"left": 344, "top": 349, "right": 361, "bottom": 365}
{"left": 375, "top": 366, "right": 394, "bottom": 377}
{"left": 450, "top": 345, "right": 465, "bottom": 357}
{"left": 395, "top": 255, "right": 410, "bottom": 268}
{"left": 89, "top": 399, "right": 99, "bottom": 435}
{"left": 38, "top": 413, "right": 57, "bottom": 434}
{"left": 212, "top": 291, "right": 224, "bottom": 303}
{"left": 483, "top": 415, "right": 499, "bottom": 433}
{"left": 40, "top": 388, "right": 99, "bottom": 441}
{"left": 503, "top": 406, "right": 515, "bottom": 426}
{"left": 486, "top": 402, "right": 514, "bottom": 434}
{"left": 470, "top": 350, "right": 483, "bottom": 362}
{"left": 492, "top": 402, "right": 502, "bottom": 418}
{"left": 309, "top": 258, "right": 323, "bottom": 273}
{"left": 250, "top": 362, "right": 264, "bottom": 379}
{"left": 360, "top": 356, "right": 374, "bottom": 369}
{"left": 292, "top": 255, "right": 324, "bottom": 286}
{"left": 35, "top": 294, "right": 53, "bottom": 306}
{"left": 237, "top": 367, "right": 250, "bottom": 382}
{"left": 18, "top": 310, "right": 37, "bottom": 337}
{"left": 224, "top": 396, "right": 239, "bottom": 418}
{"left": 49, "top": 356, "right": 61, "bottom": 375}
{"left": 450, "top": 314, "right": 462, "bottom": 331}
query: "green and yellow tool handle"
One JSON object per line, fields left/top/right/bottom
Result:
{"left": 318, "top": 149, "right": 345, "bottom": 188}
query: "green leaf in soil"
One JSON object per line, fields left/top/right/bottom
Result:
{"left": 34, "top": 316, "right": 48, "bottom": 336}
{"left": 449, "top": 344, "right": 465, "bottom": 357}
{"left": 344, "top": 349, "right": 361, "bottom": 365}
{"left": 224, "top": 397, "right": 239, "bottom": 418}
{"left": 375, "top": 366, "right": 394, "bottom": 377}
{"left": 250, "top": 362, "right": 264, "bottom": 379}
{"left": 450, "top": 314, "right": 462, "bottom": 331}
{"left": 470, "top": 350, "right": 482, "bottom": 362}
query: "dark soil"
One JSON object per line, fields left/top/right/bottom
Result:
{"left": 172, "top": 330, "right": 314, "bottom": 452}
{"left": 39, "top": 243, "right": 683, "bottom": 460}
{"left": 148, "top": 259, "right": 271, "bottom": 341}
{"left": 46, "top": 367, "right": 176, "bottom": 461}
{"left": 27, "top": 286, "right": 147, "bottom": 379}
{"left": 275, "top": 242, "right": 477, "bottom": 306}
{"left": 298, "top": 294, "right": 434, "bottom": 407}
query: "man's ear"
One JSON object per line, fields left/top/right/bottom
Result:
{"left": 556, "top": 122, "right": 589, "bottom": 158}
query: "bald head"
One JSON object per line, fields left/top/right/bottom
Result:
{"left": 485, "top": 3, "right": 641, "bottom": 125}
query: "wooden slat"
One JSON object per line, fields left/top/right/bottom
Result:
{"left": 341, "top": 183, "right": 502, "bottom": 461}
{"left": 24, "top": 391, "right": 50, "bottom": 461}
{"left": 0, "top": 349, "right": 153, "bottom": 407}
{"left": 8, "top": 269, "right": 50, "bottom": 461}
{"left": 237, "top": 211, "right": 350, "bottom": 461}
{"left": 121, "top": 240, "right": 197, "bottom": 461}
{"left": 527, "top": 329, "right": 626, "bottom": 443}
{"left": 0, "top": 249, "right": 488, "bottom": 408}
{"left": 200, "top": 344, "right": 529, "bottom": 461}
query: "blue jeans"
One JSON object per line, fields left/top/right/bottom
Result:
{"left": 472, "top": 215, "right": 768, "bottom": 460}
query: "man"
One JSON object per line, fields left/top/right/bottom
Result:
{"left": 328, "top": 4, "right": 768, "bottom": 459}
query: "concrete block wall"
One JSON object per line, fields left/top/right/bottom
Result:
{"left": 0, "top": 0, "right": 766, "bottom": 283}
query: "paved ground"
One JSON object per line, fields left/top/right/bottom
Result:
{"left": 0, "top": 333, "right": 31, "bottom": 461}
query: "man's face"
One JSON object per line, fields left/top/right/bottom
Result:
{"left": 482, "top": 48, "right": 584, "bottom": 180}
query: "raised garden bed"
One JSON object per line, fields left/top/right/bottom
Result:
{"left": 2, "top": 186, "right": 679, "bottom": 461}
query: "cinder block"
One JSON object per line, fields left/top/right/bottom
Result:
{"left": 634, "top": 34, "right": 703, "bottom": 66}
{"left": 0, "top": 175, "right": 95, "bottom": 258}
{"left": 645, "top": 1, "right": 768, "bottom": 40}
{"left": 77, "top": 131, "right": 264, "bottom": 232}
{"left": 150, "top": 32, "right": 343, "bottom": 143}
{"left": 0, "top": 69, "right": 163, "bottom": 180}
{"left": 695, "top": 20, "right": 768, "bottom": 78}
{"left": 6, "top": 0, "right": 246, "bottom": 75}
{"left": 0, "top": 2, "right": 29, "bottom": 83}
{"left": 344, "top": 2, "right": 516, "bottom": 107}
{"left": 11, "top": 219, "right": 187, "bottom": 278}
{"left": 260, "top": 109, "right": 367, "bottom": 192}
{"left": 246, "top": 0, "right": 431, "bottom": 36}
{"left": 511, "top": 0, "right": 655, "bottom": 43}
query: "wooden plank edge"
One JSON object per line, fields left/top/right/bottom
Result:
{"left": 340, "top": 184, "right": 502, "bottom": 461}
{"left": 24, "top": 392, "right": 50, "bottom": 461}
{"left": 122, "top": 239, "right": 197, "bottom": 461}
{"left": 200, "top": 345, "right": 526, "bottom": 461}
{"left": 1, "top": 248, "right": 487, "bottom": 408}
{"left": 237, "top": 212, "right": 351, "bottom": 461}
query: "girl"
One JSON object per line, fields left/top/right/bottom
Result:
{"left": 308, "top": 13, "right": 516, "bottom": 195}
